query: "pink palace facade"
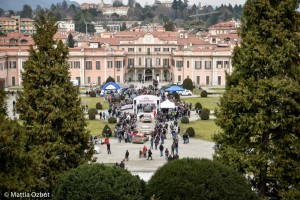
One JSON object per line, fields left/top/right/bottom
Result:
{"left": 0, "top": 21, "right": 240, "bottom": 87}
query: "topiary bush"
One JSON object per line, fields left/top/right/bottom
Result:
{"left": 102, "top": 125, "right": 112, "bottom": 137}
{"left": 195, "top": 102, "right": 202, "bottom": 110}
{"left": 146, "top": 158, "right": 258, "bottom": 200}
{"left": 88, "top": 108, "right": 98, "bottom": 120}
{"left": 105, "top": 76, "right": 115, "bottom": 83}
{"left": 108, "top": 116, "right": 117, "bottom": 123}
{"left": 183, "top": 77, "right": 194, "bottom": 91}
{"left": 96, "top": 102, "right": 103, "bottom": 110}
{"left": 173, "top": 92, "right": 180, "bottom": 100}
{"left": 89, "top": 90, "right": 96, "bottom": 97}
{"left": 181, "top": 116, "right": 189, "bottom": 124}
{"left": 200, "top": 108, "right": 210, "bottom": 120}
{"left": 186, "top": 127, "right": 195, "bottom": 137}
{"left": 201, "top": 90, "right": 208, "bottom": 97}
{"left": 53, "top": 163, "right": 146, "bottom": 200}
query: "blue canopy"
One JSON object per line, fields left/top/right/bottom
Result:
{"left": 101, "top": 82, "right": 120, "bottom": 90}
{"left": 165, "top": 85, "right": 184, "bottom": 92}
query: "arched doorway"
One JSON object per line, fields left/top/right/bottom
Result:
{"left": 145, "top": 69, "right": 152, "bottom": 81}
{"left": 163, "top": 69, "right": 170, "bottom": 81}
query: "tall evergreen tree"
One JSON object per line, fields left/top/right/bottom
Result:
{"left": 213, "top": 0, "right": 300, "bottom": 199}
{"left": 67, "top": 33, "right": 75, "bottom": 48}
{"left": 16, "top": 13, "right": 93, "bottom": 191}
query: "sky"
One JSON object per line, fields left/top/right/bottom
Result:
{"left": 74, "top": 0, "right": 246, "bottom": 7}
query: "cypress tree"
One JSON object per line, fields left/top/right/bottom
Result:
{"left": 67, "top": 33, "right": 75, "bottom": 48}
{"left": 16, "top": 13, "right": 93, "bottom": 191}
{"left": 213, "top": 0, "right": 300, "bottom": 199}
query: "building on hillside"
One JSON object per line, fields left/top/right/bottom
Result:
{"left": 80, "top": 3, "right": 98, "bottom": 10}
{"left": 0, "top": 21, "right": 239, "bottom": 87}
{"left": 102, "top": 6, "right": 129, "bottom": 16}
{"left": 0, "top": 16, "right": 35, "bottom": 34}
{"left": 57, "top": 19, "right": 75, "bottom": 32}
{"left": 161, "top": 0, "right": 173, "bottom": 7}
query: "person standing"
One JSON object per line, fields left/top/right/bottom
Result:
{"left": 125, "top": 150, "right": 129, "bottom": 161}
{"left": 119, "top": 160, "right": 125, "bottom": 168}
{"left": 165, "top": 148, "right": 169, "bottom": 160}
{"left": 159, "top": 143, "right": 164, "bottom": 157}
{"left": 147, "top": 149, "right": 153, "bottom": 160}
{"left": 107, "top": 142, "right": 111, "bottom": 154}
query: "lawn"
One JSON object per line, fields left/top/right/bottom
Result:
{"left": 180, "top": 119, "right": 221, "bottom": 142}
{"left": 80, "top": 96, "right": 110, "bottom": 110}
{"left": 86, "top": 120, "right": 113, "bottom": 138}
{"left": 181, "top": 97, "right": 220, "bottom": 110}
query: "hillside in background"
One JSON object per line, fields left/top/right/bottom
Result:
{"left": 0, "top": 0, "right": 79, "bottom": 11}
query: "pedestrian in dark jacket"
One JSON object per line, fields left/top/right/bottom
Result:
{"left": 107, "top": 142, "right": 111, "bottom": 154}
{"left": 125, "top": 150, "right": 129, "bottom": 161}
{"left": 147, "top": 149, "right": 153, "bottom": 160}
{"left": 159, "top": 144, "right": 164, "bottom": 157}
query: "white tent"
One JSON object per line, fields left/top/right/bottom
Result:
{"left": 160, "top": 99, "right": 175, "bottom": 109}
{"left": 105, "top": 84, "right": 116, "bottom": 90}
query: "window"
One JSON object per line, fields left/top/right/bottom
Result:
{"left": 187, "top": 61, "right": 189, "bottom": 68}
{"left": 10, "top": 61, "right": 16, "bottom": 69}
{"left": 178, "top": 75, "right": 181, "bottom": 82}
{"left": 68, "top": 61, "right": 73, "bottom": 68}
{"left": 128, "top": 59, "right": 134, "bottom": 67}
{"left": 107, "top": 61, "right": 113, "bottom": 68}
{"left": 196, "top": 76, "right": 200, "bottom": 85}
{"left": 85, "top": 61, "right": 92, "bottom": 70}
{"left": 74, "top": 61, "right": 80, "bottom": 69}
{"left": 218, "top": 76, "right": 221, "bottom": 85}
{"left": 115, "top": 61, "right": 122, "bottom": 71}
{"left": 217, "top": 61, "right": 223, "bottom": 68}
{"left": 117, "top": 75, "right": 120, "bottom": 82}
{"left": 163, "top": 48, "right": 169, "bottom": 52}
{"left": 171, "top": 48, "right": 176, "bottom": 52}
{"left": 147, "top": 48, "right": 150, "bottom": 54}
{"left": 224, "top": 61, "right": 229, "bottom": 68}
{"left": 156, "top": 58, "right": 161, "bottom": 66}
{"left": 96, "top": 61, "right": 101, "bottom": 70}
{"left": 176, "top": 61, "right": 183, "bottom": 71}
{"left": 205, "top": 61, "right": 211, "bottom": 69}
{"left": 12, "top": 76, "right": 16, "bottom": 86}
{"left": 128, "top": 48, "right": 134, "bottom": 52}
{"left": 139, "top": 58, "right": 142, "bottom": 65}
{"left": 163, "top": 59, "right": 169, "bottom": 67}
{"left": 154, "top": 47, "right": 160, "bottom": 52}
{"left": 97, "top": 76, "right": 101, "bottom": 85}
{"left": 138, "top": 48, "right": 142, "bottom": 52}
{"left": 206, "top": 76, "right": 210, "bottom": 85}
{"left": 87, "top": 76, "right": 91, "bottom": 83}
{"left": 195, "top": 61, "right": 202, "bottom": 69}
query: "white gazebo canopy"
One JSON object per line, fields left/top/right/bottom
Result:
{"left": 160, "top": 99, "right": 175, "bottom": 109}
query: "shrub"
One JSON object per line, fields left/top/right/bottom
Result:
{"left": 186, "top": 127, "right": 195, "bottom": 137}
{"left": 88, "top": 108, "right": 98, "bottom": 120}
{"left": 89, "top": 90, "right": 96, "bottom": 97}
{"left": 53, "top": 163, "right": 146, "bottom": 200}
{"left": 201, "top": 90, "right": 208, "bottom": 97}
{"left": 173, "top": 92, "right": 180, "bottom": 100}
{"left": 195, "top": 102, "right": 202, "bottom": 110}
{"left": 108, "top": 117, "right": 117, "bottom": 123}
{"left": 96, "top": 102, "right": 103, "bottom": 110}
{"left": 200, "top": 108, "right": 210, "bottom": 120}
{"left": 146, "top": 158, "right": 258, "bottom": 200}
{"left": 181, "top": 116, "right": 189, "bottom": 124}
{"left": 102, "top": 125, "right": 112, "bottom": 137}
{"left": 183, "top": 77, "right": 194, "bottom": 91}
{"left": 105, "top": 76, "right": 115, "bottom": 83}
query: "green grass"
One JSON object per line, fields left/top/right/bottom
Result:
{"left": 86, "top": 120, "right": 114, "bottom": 138}
{"left": 181, "top": 97, "right": 220, "bottom": 110}
{"left": 210, "top": 88, "right": 225, "bottom": 90}
{"left": 80, "top": 97, "right": 109, "bottom": 110}
{"left": 180, "top": 119, "right": 220, "bottom": 141}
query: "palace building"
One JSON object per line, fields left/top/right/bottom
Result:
{"left": 0, "top": 21, "right": 239, "bottom": 87}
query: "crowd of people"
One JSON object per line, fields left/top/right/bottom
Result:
{"left": 96, "top": 83, "right": 193, "bottom": 167}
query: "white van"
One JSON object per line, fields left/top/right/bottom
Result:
{"left": 71, "top": 79, "right": 79, "bottom": 86}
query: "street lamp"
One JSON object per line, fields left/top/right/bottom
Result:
{"left": 81, "top": 17, "right": 88, "bottom": 42}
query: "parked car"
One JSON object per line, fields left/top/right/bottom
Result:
{"left": 141, "top": 114, "right": 152, "bottom": 123}
{"left": 178, "top": 89, "right": 193, "bottom": 96}
{"left": 140, "top": 125, "right": 151, "bottom": 134}
{"left": 132, "top": 134, "right": 148, "bottom": 144}
{"left": 176, "top": 82, "right": 183, "bottom": 86}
